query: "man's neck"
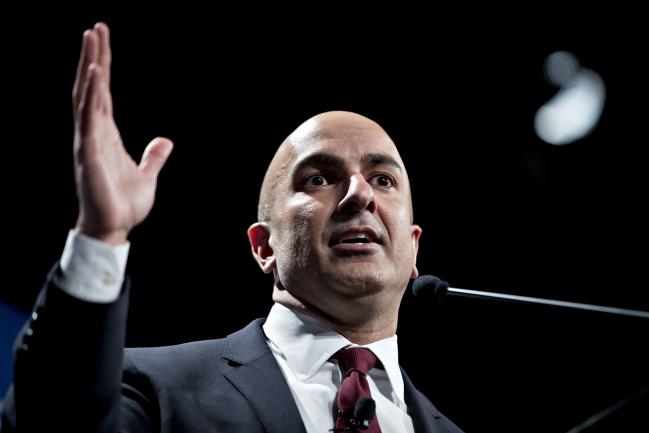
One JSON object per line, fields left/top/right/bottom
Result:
{"left": 273, "top": 290, "right": 399, "bottom": 345}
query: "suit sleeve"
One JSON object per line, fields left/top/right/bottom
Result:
{"left": 1, "top": 263, "right": 155, "bottom": 433}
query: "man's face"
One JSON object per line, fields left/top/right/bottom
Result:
{"left": 266, "top": 113, "right": 421, "bottom": 312}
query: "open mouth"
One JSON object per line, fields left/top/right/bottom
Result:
{"left": 335, "top": 234, "right": 373, "bottom": 245}
{"left": 329, "top": 229, "right": 383, "bottom": 247}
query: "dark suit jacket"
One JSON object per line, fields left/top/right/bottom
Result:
{"left": 1, "top": 266, "right": 463, "bottom": 432}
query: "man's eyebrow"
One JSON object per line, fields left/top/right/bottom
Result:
{"left": 360, "top": 153, "right": 402, "bottom": 172}
{"left": 292, "top": 151, "right": 403, "bottom": 177}
{"left": 292, "top": 152, "right": 345, "bottom": 175}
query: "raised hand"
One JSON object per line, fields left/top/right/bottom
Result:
{"left": 72, "top": 23, "right": 173, "bottom": 245}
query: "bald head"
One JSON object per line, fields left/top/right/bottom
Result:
{"left": 258, "top": 111, "right": 413, "bottom": 222}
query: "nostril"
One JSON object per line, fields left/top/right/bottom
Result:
{"left": 338, "top": 200, "right": 360, "bottom": 215}
{"left": 337, "top": 198, "right": 377, "bottom": 216}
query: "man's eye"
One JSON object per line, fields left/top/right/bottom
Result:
{"left": 374, "top": 174, "right": 394, "bottom": 187}
{"left": 305, "top": 174, "right": 329, "bottom": 186}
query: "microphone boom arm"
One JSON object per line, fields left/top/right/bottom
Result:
{"left": 447, "top": 287, "right": 649, "bottom": 319}
{"left": 411, "top": 275, "right": 649, "bottom": 320}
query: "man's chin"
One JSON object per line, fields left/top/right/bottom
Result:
{"left": 326, "top": 265, "right": 388, "bottom": 294}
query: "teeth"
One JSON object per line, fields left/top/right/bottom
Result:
{"left": 339, "top": 233, "right": 370, "bottom": 244}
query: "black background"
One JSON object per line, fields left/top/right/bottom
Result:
{"left": 1, "top": 10, "right": 647, "bottom": 432}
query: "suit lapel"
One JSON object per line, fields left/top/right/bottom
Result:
{"left": 222, "top": 319, "right": 307, "bottom": 433}
{"left": 402, "top": 367, "right": 448, "bottom": 433}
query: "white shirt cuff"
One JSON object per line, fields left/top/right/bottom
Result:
{"left": 55, "top": 229, "right": 130, "bottom": 303}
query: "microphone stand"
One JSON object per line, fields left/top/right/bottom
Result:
{"left": 566, "top": 383, "right": 649, "bottom": 433}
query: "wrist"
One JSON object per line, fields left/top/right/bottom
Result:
{"left": 75, "top": 223, "right": 129, "bottom": 246}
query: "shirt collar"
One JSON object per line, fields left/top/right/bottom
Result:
{"left": 262, "top": 303, "right": 405, "bottom": 401}
{"left": 363, "top": 333, "right": 405, "bottom": 403}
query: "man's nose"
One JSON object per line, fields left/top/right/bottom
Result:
{"left": 337, "top": 174, "right": 377, "bottom": 215}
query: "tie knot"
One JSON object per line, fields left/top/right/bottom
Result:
{"left": 333, "top": 347, "right": 379, "bottom": 376}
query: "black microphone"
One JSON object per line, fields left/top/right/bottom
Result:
{"left": 411, "top": 275, "right": 448, "bottom": 301}
{"left": 330, "top": 397, "right": 376, "bottom": 432}
{"left": 350, "top": 397, "right": 375, "bottom": 430}
{"left": 412, "top": 274, "right": 649, "bottom": 319}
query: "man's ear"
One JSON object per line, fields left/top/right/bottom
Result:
{"left": 247, "top": 222, "right": 276, "bottom": 274}
{"left": 410, "top": 224, "right": 422, "bottom": 279}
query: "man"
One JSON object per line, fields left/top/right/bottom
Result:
{"left": 1, "top": 22, "right": 463, "bottom": 433}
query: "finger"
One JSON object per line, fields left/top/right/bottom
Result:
{"left": 79, "top": 64, "right": 102, "bottom": 140}
{"left": 73, "top": 29, "right": 99, "bottom": 115}
{"left": 92, "top": 55, "right": 113, "bottom": 117}
{"left": 139, "top": 138, "right": 174, "bottom": 179}
{"left": 94, "top": 22, "right": 112, "bottom": 88}
{"left": 102, "top": 84, "right": 113, "bottom": 117}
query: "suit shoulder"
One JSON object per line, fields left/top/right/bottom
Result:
{"left": 125, "top": 338, "right": 228, "bottom": 375}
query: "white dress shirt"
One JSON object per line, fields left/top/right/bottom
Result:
{"left": 56, "top": 229, "right": 415, "bottom": 432}
{"left": 263, "top": 303, "right": 415, "bottom": 433}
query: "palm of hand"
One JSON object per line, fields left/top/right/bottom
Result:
{"left": 72, "top": 24, "right": 172, "bottom": 245}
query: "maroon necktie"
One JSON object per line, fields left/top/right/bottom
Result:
{"left": 331, "top": 347, "right": 382, "bottom": 432}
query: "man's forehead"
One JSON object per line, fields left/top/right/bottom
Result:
{"left": 288, "top": 118, "right": 402, "bottom": 163}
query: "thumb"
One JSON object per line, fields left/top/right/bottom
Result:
{"left": 139, "top": 137, "right": 174, "bottom": 178}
